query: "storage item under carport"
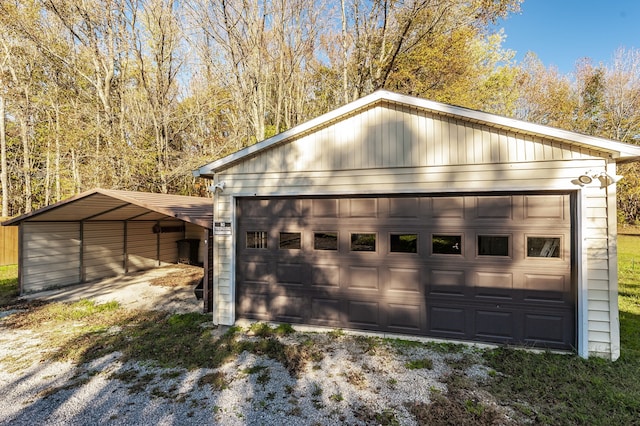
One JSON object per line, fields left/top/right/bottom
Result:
{"left": 177, "top": 239, "right": 200, "bottom": 265}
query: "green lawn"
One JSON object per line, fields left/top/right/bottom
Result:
{"left": 0, "top": 264, "right": 19, "bottom": 307}
{"left": 484, "top": 235, "right": 640, "bottom": 424}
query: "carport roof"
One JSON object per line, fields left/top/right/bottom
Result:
{"left": 1, "top": 188, "right": 212, "bottom": 229}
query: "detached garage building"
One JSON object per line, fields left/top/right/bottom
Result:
{"left": 195, "top": 90, "right": 640, "bottom": 361}
{"left": 2, "top": 189, "right": 212, "bottom": 307}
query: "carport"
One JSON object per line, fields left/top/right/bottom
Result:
{"left": 2, "top": 189, "right": 213, "bottom": 311}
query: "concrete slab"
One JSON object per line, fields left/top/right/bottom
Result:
{"left": 22, "top": 265, "right": 205, "bottom": 314}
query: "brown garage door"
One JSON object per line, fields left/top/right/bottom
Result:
{"left": 236, "top": 193, "right": 575, "bottom": 350}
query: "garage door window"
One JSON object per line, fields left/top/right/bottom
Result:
{"left": 351, "top": 233, "right": 376, "bottom": 252}
{"left": 527, "top": 236, "right": 561, "bottom": 258}
{"left": 477, "top": 235, "right": 509, "bottom": 256}
{"left": 314, "top": 232, "right": 338, "bottom": 250}
{"left": 390, "top": 233, "right": 418, "bottom": 253}
{"left": 247, "top": 231, "right": 268, "bottom": 249}
{"left": 432, "top": 235, "right": 462, "bottom": 255}
{"left": 279, "top": 232, "right": 301, "bottom": 250}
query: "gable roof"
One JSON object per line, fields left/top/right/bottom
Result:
{"left": 2, "top": 188, "right": 212, "bottom": 228}
{"left": 194, "top": 90, "right": 640, "bottom": 178}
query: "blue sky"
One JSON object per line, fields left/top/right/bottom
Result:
{"left": 497, "top": 0, "right": 639, "bottom": 74}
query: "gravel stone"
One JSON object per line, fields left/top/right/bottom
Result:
{"left": 0, "top": 267, "right": 505, "bottom": 425}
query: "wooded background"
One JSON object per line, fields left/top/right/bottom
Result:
{"left": 1, "top": 0, "right": 640, "bottom": 222}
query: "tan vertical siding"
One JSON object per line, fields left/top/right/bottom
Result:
{"left": 83, "top": 222, "right": 124, "bottom": 281}
{"left": 127, "top": 221, "right": 158, "bottom": 272}
{"left": 21, "top": 222, "right": 81, "bottom": 293}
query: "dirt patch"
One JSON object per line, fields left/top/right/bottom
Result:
{"left": 149, "top": 263, "right": 203, "bottom": 288}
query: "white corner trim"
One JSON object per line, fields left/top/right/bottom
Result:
{"left": 606, "top": 163, "right": 621, "bottom": 361}
{"left": 229, "top": 196, "right": 237, "bottom": 326}
{"left": 577, "top": 188, "right": 589, "bottom": 358}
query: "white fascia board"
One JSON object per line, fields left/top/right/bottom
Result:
{"left": 194, "top": 90, "right": 640, "bottom": 177}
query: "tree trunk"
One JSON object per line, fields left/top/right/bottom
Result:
{"left": 0, "top": 95, "right": 8, "bottom": 217}
{"left": 20, "top": 107, "right": 32, "bottom": 213}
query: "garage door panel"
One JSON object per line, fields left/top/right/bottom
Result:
{"left": 474, "top": 272, "right": 514, "bottom": 300}
{"left": 311, "top": 265, "right": 340, "bottom": 288}
{"left": 312, "top": 199, "right": 339, "bottom": 217}
{"left": 524, "top": 194, "right": 566, "bottom": 220}
{"left": 240, "top": 261, "right": 271, "bottom": 283}
{"left": 237, "top": 194, "right": 575, "bottom": 350}
{"left": 347, "top": 300, "right": 380, "bottom": 327}
{"left": 346, "top": 266, "right": 379, "bottom": 290}
{"left": 387, "top": 267, "right": 421, "bottom": 293}
{"left": 310, "top": 298, "right": 342, "bottom": 325}
{"left": 429, "top": 269, "right": 466, "bottom": 296}
{"left": 432, "top": 196, "right": 464, "bottom": 218}
{"left": 475, "top": 310, "right": 515, "bottom": 340}
{"left": 523, "top": 312, "right": 572, "bottom": 346}
{"left": 348, "top": 198, "right": 378, "bottom": 217}
{"left": 475, "top": 195, "right": 513, "bottom": 219}
{"left": 237, "top": 293, "right": 270, "bottom": 319}
{"left": 523, "top": 274, "right": 570, "bottom": 303}
{"left": 387, "top": 303, "right": 422, "bottom": 332}
{"left": 271, "top": 295, "right": 306, "bottom": 322}
{"left": 276, "top": 263, "right": 305, "bottom": 286}
{"left": 429, "top": 306, "right": 466, "bottom": 336}
{"left": 389, "top": 197, "right": 419, "bottom": 218}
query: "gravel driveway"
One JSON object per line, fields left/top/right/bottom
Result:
{"left": 0, "top": 266, "right": 515, "bottom": 425}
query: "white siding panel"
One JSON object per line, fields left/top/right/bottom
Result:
{"left": 588, "top": 320, "right": 611, "bottom": 333}
{"left": 588, "top": 289, "right": 609, "bottom": 302}
{"left": 22, "top": 222, "right": 81, "bottom": 293}
{"left": 589, "top": 310, "right": 610, "bottom": 323}
{"left": 588, "top": 300, "right": 610, "bottom": 312}
{"left": 588, "top": 332, "right": 611, "bottom": 345}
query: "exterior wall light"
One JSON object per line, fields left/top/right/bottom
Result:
{"left": 577, "top": 170, "right": 623, "bottom": 186}
{"left": 209, "top": 181, "right": 226, "bottom": 192}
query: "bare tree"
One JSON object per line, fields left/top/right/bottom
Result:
{"left": 133, "top": 0, "right": 184, "bottom": 193}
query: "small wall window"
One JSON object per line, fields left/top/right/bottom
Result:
{"left": 527, "top": 237, "right": 561, "bottom": 258}
{"left": 279, "top": 232, "right": 301, "bottom": 249}
{"left": 314, "top": 232, "right": 338, "bottom": 250}
{"left": 247, "top": 231, "right": 268, "bottom": 249}
{"left": 432, "top": 235, "right": 462, "bottom": 255}
{"left": 390, "top": 233, "right": 418, "bottom": 253}
{"left": 478, "top": 235, "right": 509, "bottom": 256}
{"left": 351, "top": 233, "right": 376, "bottom": 252}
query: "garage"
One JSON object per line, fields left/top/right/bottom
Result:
{"left": 236, "top": 194, "right": 574, "bottom": 349}
{"left": 194, "top": 90, "right": 640, "bottom": 359}
{"left": 2, "top": 188, "right": 213, "bottom": 310}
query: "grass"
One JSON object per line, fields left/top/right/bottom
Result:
{"left": 0, "top": 264, "right": 19, "bottom": 307}
{"left": 482, "top": 234, "right": 640, "bottom": 424}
